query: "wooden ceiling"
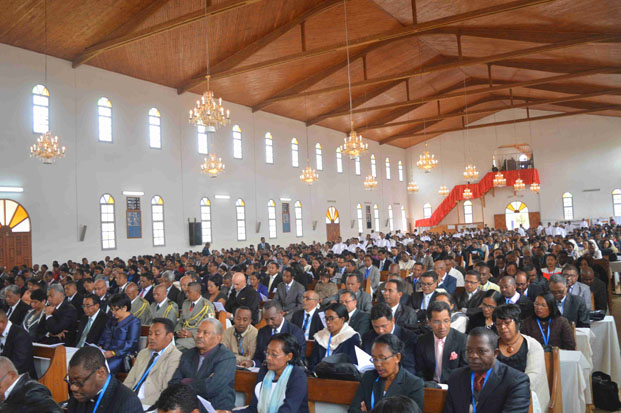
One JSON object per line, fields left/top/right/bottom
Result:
{"left": 2, "top": 0, "right": 620, "bottom": 148}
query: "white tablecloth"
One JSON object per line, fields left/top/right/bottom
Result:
{"left": 560, "top": 350, "right": 592, "bottom": 413}
{"left": 590, "top": 316, "right": 621, "bottom": 384}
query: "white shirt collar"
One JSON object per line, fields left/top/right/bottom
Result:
{"left": 157, "top": 297, "right": 168, "bottom": 306}
{"left": 3, "top": 373, "right": 22, "bottom": 400}
{"left": 305, "top": 307, "right": 317, "bottom": 318}
{"left": 274, "top": 318, "right": 285, "bottom": 333}
{"left": 390, "top": 303, "right": 399, "bottom": 315}
{"left": 9, "top": 300, "right": 20, "bottom": 312}
{"left": 192, "top": 297, "right": 202, "bottom": 306}
{"left": 348, "top": 309, "right": 356, "bottom": 319}
{"left": 131, "top": 297, "right": 138, "bottom": 305}
{"left": 55, "top": 301, "right": 63, "bottom": 311}
{"left": 285, "top": 280, "right": 293, "bottom": 288}
{"left": 90, "top": 309, "right": 100, "bottom": 321}
{"left": 68, "top": 293, "right": 77, "bottom": 300}
{"left": 1, "top": 320, "right": 12, "bottom": 339}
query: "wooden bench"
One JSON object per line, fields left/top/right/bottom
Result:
{"left": 545, "top": 346, "right": 563, "bottom": 413}
{"left": 306, "top": 340, "right": 314, "bottom": 360}
{"left": 400, "top": 269, "right": 409, "bottom": 279}
{"left": 380, "top": 271, "right": 389, "bottom": 282}
{"left": 34, "top": 344, "right": 68, "bottom": 403}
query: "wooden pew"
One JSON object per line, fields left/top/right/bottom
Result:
{"left": 308, "top": 281, "right": 317, "bottom": 290}
{"left": 34, "top": 344, "right": 68, "bottom": 403}
{"left": 380, "top": 271, "right": 389, "bottom": 282}
{"left": 400, "top": 269, "right": 409, "bottom": 279}
{"left": 364, "top": 278, "right": 371, "bottom": 294}
{"left": 216, "top": 310, "right": 228, "bottom": 327}
{"left": 255, "top": 318, "right": 266, "bottom": 329}
{"left": 141, "top": 325, "right": 150, "bottom": 336}
{"left": 544, "top": 346, "right": 563, "bottom": 413}
{"left": 306, "top": 340, "right": 314, "bottom": 360}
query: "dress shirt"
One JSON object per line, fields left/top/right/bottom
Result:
{"left": 433, "top": 336, "right": 446, "bottom": 382}
{"left": 505, "top": 292, "right": 520, "bottom": 304}
{"left": 284, "top": 280, "right": 293, "bottom": 295}
{"left": 140, "top": 285, "right": 152, "bottom": 298}
{"left": 422, "top": 293, "right": 434, "bottom": 310}
{"left": 267, "top": 275, "right": 278, "bottom": 292}
{"left": 7, "top": 301, "right": 19, "bottom": 318}
{"left": 348, "top": 309, "right": 356, "bottom": 320}
{"left": 272, "top": 318, "right": 285, "bottom": 335}
{"left": 155, "top": 298, "right": 168, "bottom": 311}
{"left": 0, "top": 321, "right": 12, "bottom": 350}
{"left": 390, "top": 304, "right": 399, "bottom": 318}
{"left": 556, "top": 295, "right": 567, "bottom": 315}
{"left": 190, "top": 297, "right": 201, "bottom": 309}
{"left": 3, "top": 373, "right": 23, "bottom": 400}
{"left": 78, "top": 309, "right": 100, "bottom": 347}
{"left": 137, "top": 342, "right": 171, "bottom": 400}
{"left": 302, "top": 308, "right": 317, "bottom": 339}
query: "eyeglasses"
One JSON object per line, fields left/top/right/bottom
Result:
{"left": 82, "top": 303, "right": 97, "bottom": 308}
{"left": 481, "top": 304, "right": 496, "bottom": 310}
{"left": 264, "top": 351, "right": 284, "bottom": 359}
{"left": 464, "top": 280, "right": 479, "bottom": 285}
{"left": 430, "top": 319, "right": 451, "bottom": 326}
{"left": 420, "top": 282, "right": 436, "bottom": 287}
{"left": 324, "top": 316, "right": 341, "bottom": 323}
{"left": 370, "top": 354, "right": 397, "bottom": 364}
{"left": 64, "top": 369, "right": 97, "bottom": 388}
{"left": 302, "top": 297, "right": 318, "bottom": 301}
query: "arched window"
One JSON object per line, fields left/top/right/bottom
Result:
{"left": 336, "top": 147, "right": 343, "bottom": 173}
{"left": 385, "top": 158, "right": 391, "bottom": 180}
{"left": 373, "top": 204, "right": 380, "bottom": 230}
{"left": 0, "top": 200, "right": 30, "bottom": 233}
{"left": 236, "top": 198, "right": 246, "bottom": 241}
{"left": 371, "top": 154, "right": 377, "bottom": 177}
{"left": 464, "top": 200, "right": 473, "bottom": 224}
{"left": 326, "top": 206, "right": 340, "bottom": 223}
{"left": 356, "top": 204, "right": 363, "bottom": 233}
{"left": 398, "top": 161, "right": 404, "bottom": 182}
{"left": 355, "top": 156, "right": 361, "bottom": 175}
{"left": 315, "top": 143, "right": 323, "bottom": 170}
{"left": 97, "top": 97, "right": 112, "bottom": 142}
{"left": 265, "top": 133, "right": 273, "bottom": 164}
{"left": 562, "top": 192, "right": 574, "bottom": 220}
{"left": 423, "top": 203, "right": 432, "bottom": 219}
{"left": 401, "top": 205, "right": 407, "bottom": 231}
{"left": 32, "top": 84, "right": 49, "bottom": 134}
{"left": 613, "top": 189, "right": 621, "bottom": 216}
{"left": 148, "top": 108, "right": 161, "bottom": 149}
{"left": 99, "top": 194, "right": 116, "bottom": 250}
{"left": 200, "top": 197, "right": 212, "bottom": 243}
{"left": 506, "top": 201, "right": 530, "bottom": 230}
{"left": 197, "top": 125, "right": 211, "bottom": 154}
{"left": 295, "top": 201, "right": 303, "bottom": 237}
{"left": 388, "top": 205, "right": 394, "bottom": 231}
{"left": 291, "top": 138, "right": 299, "bottom": 167}
{"left": 151, "top": 195, "right": 165, "bottom": 246}
{"left": 267, "top": 200, "right": 277, "bottom": 239}
{"left": 233, "top": 125, "right": 242, "bottom": 159}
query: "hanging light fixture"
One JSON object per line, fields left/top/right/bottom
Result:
{"left": 460, "top": 75, "right": 479, "bottom": 182}
{"left": 530, "top": 182, "right": 540, "bottom": 193}
{"left": 493, "top": 171, "right": 507, "bottom": 187}
{"left": 200, "top": 153, "right": 225, "bottom": 177}
{"left": 463, "top": 164, "right": 479, "bottom": 181}
{"left": 30, "top": 0, "right": 66, "bottom": 164}
{"left": 300, "top": 164, "right": 319, "bottom": 184}
{"left": 407, "top": 181, "right": 419, "bottom": 193}
{"left": 188, "top": 4, "right": 230, "bottom": 130}
{"left": 463, "top": 187, "right": 473, "bottom": 199}
{"left": 416, "top": 144, "right": 438, "bottom": 173}
{"left": 364, "top": 174, "right": 378, "bottom": 190}
{"left": 514, "top": 178, "right": 526, "bottom": 191}
{"left": 438, "top": 185, "right": 450, "bottom": 197}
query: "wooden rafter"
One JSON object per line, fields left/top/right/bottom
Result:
{"left": 176, "top": 0, "right": 343, "bottom": 94}
{"left": 423, "top": 27, "right": 621, "bottom": 44}
{"left": 72, "top": 0, "right": 263, "bottom": 68}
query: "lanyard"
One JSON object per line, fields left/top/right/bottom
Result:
{"left": 326, "top": 334, "right": 333, "bottom": 356}
{"left": 470, "top": 369, "right": 491, "bottom": 413}
{"left": 93, "top": 374, "right": 111, "bottom": 413}
{"left": 370, "top": 376, "right": 381, "bottom": 409}
{"left": 536, "top": 318, "right": 551, "bottom": 346}
{"left": 132, "top": 352, "right": 160, "bottom": 391}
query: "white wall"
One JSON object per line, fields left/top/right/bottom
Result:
{"left": 0, "top": 44, "right": 408, "bottom": 265}
{"left": 405, "top": 107, "right": 621, "bottom": 228}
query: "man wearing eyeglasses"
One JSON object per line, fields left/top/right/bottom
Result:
{"left": 72, "top": 294, "right": 109, "bottom": 348}
{"left": 409, "top": 271, "right": 440, "bottom": 322}
{"left": 291, "top": 290, "right": 324, "bottom": 340}
{"left": 66, "top": 346, "right": 143, "bottom": 412}
{"left": 0, "top": 356, "right": 61, "bottom": 412}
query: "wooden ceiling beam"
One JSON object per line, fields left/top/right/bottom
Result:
{"left": 380, "top": 105, "right": 621, "bottom": 144}
{"left": 423, "top": 27, "right": 621, "bottom": 44}
{"left": 259, "top": 34, "right": 620, "bottom": 104}
{"left": 492, "top": 59, "right": 610, "bottom": 73}
{"left": 361, "top": 88, "right": 621, "bottom": 132}
{"left": 309, "top": 67, "right": 621, "bottom": 123}
{"left": 177, "top": 0, "right": 343, "bottom": 94}
{"left": 72, "top": 0, "right": 263, "bottom": 68}
{"left": 187, "top": 0, "right": 553, "bottom": 85}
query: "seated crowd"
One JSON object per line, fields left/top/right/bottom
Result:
{"left": 0, "top": 222, "right": 616, "bottom": 412}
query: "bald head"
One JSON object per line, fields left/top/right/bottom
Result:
{"left": 499, "top": 275, "right": 517, "bottom": 298}
{"left": 125, "top": 282, "right": 139, "bottom": 300}
{"left": 232, "top": 272, "right": 247, "bottom": 292}
{"left": 153, "top": 284, "right": 168, "bottom": 304}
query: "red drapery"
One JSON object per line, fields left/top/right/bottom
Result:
{"left": 415, "top": 168, "right": 540, "bottom": 228}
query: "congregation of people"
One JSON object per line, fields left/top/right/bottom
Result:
{"left": 0, "top": 220, "right": 617, "bottom": 413}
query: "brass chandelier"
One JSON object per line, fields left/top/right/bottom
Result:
{"left": 340, "top": 122, "right": 369, "bottom": 158}
{"left": 530, "top": 182, "right": 540, "bottom": 193}
{"left": 438, "top": 185, "right": 450, "bottom": 197}
{"left": 463, "top": 164, "right": 479, "bottom": 181}
{"left": 30, "top": 131, "right": 66, "bottom": 164}
{"left": 200, "top": 153, "right": 225, "bottom": 177}
{"left": 300, "top": 163, "right": 319, "bottom": 184}
{"left": 417, "top": 144, "right": 438, "bottom": 173}
{"left": 493, "top": 171, "right": 506, "bottom": 187}
{"left": 463, "top": 187, "right": 473, "bottom": 199}
{"left": 364, "top": 174, "right": 378, "bottom": 190}
{"left": 189, "top": 76, "right": 230, "bottom": 129}
{"left": 514, "top": 178, "right": 526, "bottom": 191}
{"left": 407, "top": 181, "right": 419, "bottom": 193}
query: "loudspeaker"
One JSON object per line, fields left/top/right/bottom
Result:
{"left": 256, "top": 222, "right": 261, "bottom": 233}
{"left": 385, "top": 219, "right": 390, "bottom": 228}
{"left": 350, "top": 220, "right": 355, "bottom": 229}
{"left": 188, "top": 222, "right": 202, "bottom": 246}
{"left": 79, "top": 225, "right": 87, "bottom": 242}
{"left": 312, "top": 220, "right": 318, "bottom": 230}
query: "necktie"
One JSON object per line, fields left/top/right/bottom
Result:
{"left": 365, "top": 268, "right": 370, "bottom": 279}
{"left": 506, "top": 298, "right": 511, "bottom": 304}
{"left": 474, "top": 373, "right": 486, "bottom": 392}
{"left": 285, "top": 284, "right": 290, "bottom": 296}
{"left": 272, "top": 328, "right": 277, "bottom": 336}
{"left": 190, "top": 303, "right": 195, "bottom": 312}
{"left": 434, "top": 339, "right": 444, "bottom": 382}
{"left": 77, "top": 317, "right": 94, "bottom": 347}
{"left": 156, "top": 304, "right": 161, "bottom": 311}
{"left": 140, "top": 289, "right": 146, "bottom": 298}
{"left": 133, "top": 352, "right": 158, "bottom": 393}
{"left": 303, "top": 313, "right": 311, "bottom": 334}
{"left": 234, "top": 331, "right": 244, "bottom": 355}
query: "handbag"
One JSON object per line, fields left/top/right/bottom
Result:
{"left": 314, "top": 353, "right": 362, "bottom": 382}
{"left": 592, "top": 371, "right": 621, "bottom": 411}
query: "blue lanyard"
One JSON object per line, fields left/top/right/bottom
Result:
{"left": 370, "top": 376, "right": 381, "bottom": 409}
{"left": 93, "top": 373, "right": 111, "bottom": 413}
{"left": 132, "top": 352, "right": 160, "bottom": 392}
{"left": 470, "top": 369, "right": 491, "bottom": 413}
{"left": 536, "top": 318, "right": 551, "bottom": 346}
{"left": 326, "top": 334, "right": 332, "bottom": 356}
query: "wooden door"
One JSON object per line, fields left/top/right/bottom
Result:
{"left": 494, "top": 214, "right": 507, "bottom": 230}
{"left": 325, "top": 206, "right": 341, "bottom": 242}
{"left": 528, "top": 212, "right": 541, "bottom": 228}
{"left": 0, "top": 200, "right": 32, "bottom": 269}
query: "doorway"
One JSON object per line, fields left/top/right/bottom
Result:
{"left": 0, "top": 199, "right": 32, "bottom": 269}
{"left": 326, "top": 206, "right": 340, "bottom": 242}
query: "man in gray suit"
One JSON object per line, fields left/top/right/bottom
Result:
{"left": 562, "top": 265, "right": 593, "bottom": 311}
{"left": 361, "top": 255, "right": 381, "bottom": 294}
{"left": 275, "top": 267, "right": 305, "bottom": 320}
{"left": 151, "top": 284, "right": 178, "bottom": 325}
{"left": 345, "top": 273, "right": 372, "bottom": 313}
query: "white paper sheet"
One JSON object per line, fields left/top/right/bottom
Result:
{"left": 355, "top": 346, "right": 375, "bottom": 372}
{"left": 213, "top": 301, "right": 226, "bottom": 312}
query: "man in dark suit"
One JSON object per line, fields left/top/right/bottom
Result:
{"left": 3, "top": 285, "right": 30, "bottom": 326}
{"left": 225, "top": 272, "right": 261, "bottom": 324}
{"left": 415, "top": 301, "right": 467, "bottom": 384}
{"left": 443, "top": 327, "right": 531, "bottom": 413}
{"left": 66, "top": 346, "right": 143, "bottom": 412}
{"left": 257, "top": 237, "right": 270, "bottom": 251}
{"left": 0, "top": 309, "right": 36, "bottom": 378}
{"left": 65, "top": 281, "right": 84, "bottom": 319}
{"left": 73, "top": 294, "right": 109, "bottom": 347}
{"left": 238, "top": 301, "right": 305, "bottom": 368}
{"left": 345, "top": 273, "right": 372, "bottom": 313}
{"left": 455, "top": 270, "right": 485, "bottom": 316}
{"left": 339, "top": 290, "right": 371, "bottom": 336}
{"left": 515, "top": 271, "right": 545, "bottom": 302}
{"left": 261, "top": 261, "right": 282, "bottom": 294}
{"left": 362, "top": 303, "right": 417, "bottom": 375}
{"left": 409, "top": 271, "right": 440, "bottom": 321}
{"left": 36, "top": 284, "right": 78, "bottom": 345}
{"left": 0, "top": 356, "right": 61, "bottom": 412}
{"left": 291, "top": 290, "right": 324, "bottom": 340}
{"left": 169, "top": 319, "right": 236, "bottom": 411}
{"left": 161, "top": 270, "right": 184, "bottom": 308}
{"left": 383, "top": 278, "right": 418, "bottom": 331}
{"left": 581, "top": 267, "right": 608, "bottom": 312}
{"left": 138, "top": 272, "right": 155, "bottom": 304}
{"left": 93, "top": 279, "right": 110, "bottom": 314}
{"left": 499, "top": 276, "right": 533, "bottom": 319}
{"left": 274, "top": 268, "right": 305, "bottom": 320}
{"left": 549, "top": 274, "right": 590, "bottom": 327}
{"left": 434, "top": 260, "right": 457, "bottom": 295}
{"left": 377, "top": 250, "right": 391, "bottom": 271}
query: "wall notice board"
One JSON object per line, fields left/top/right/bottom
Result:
{"left": 126, "top": 197, "right": 142, "bottom": 238}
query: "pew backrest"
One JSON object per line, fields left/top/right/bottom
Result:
{"left": 34, "top": 344, "right": 68, "bottom": 403}
{"left": 544, "top": 346, "right": 563, "bottom": 413}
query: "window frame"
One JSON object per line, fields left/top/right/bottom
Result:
{"left": 151, "top": 195, "right": 166, "bottom": 247}
{"left": 200, "top": 197, "right": 212, "bottom": 243}
{"left": 562, "top": 192, "right": 574, "bottom": 220}
{"left": 236, "top": 198, "right": 247, "bottom": 241}
{"left": 32, "top": 84, "right": 49, "bottom": 134}
{"left": 423, "top": 203, "right": 432, "bottom": 219}
{"left": 373, "top": 204, "right": 380, "bottom": 231}
{"left": 233, "top": 125, "right": 242, "bottom": 159}
{"left": 295, "top": 201, "right": 303, "bottom": 237}
{"left": 291, "top": 138, "right": 299, "bottom": 168}
{"left": 398, "top": 161, "right": 404, "bottom": 182}
{"left": 356, "top": 204, "right": 364, "bottom": 234}
{"left": 355, "top": 156, "right": 361, "bottom": 175}
{"left": 148, "top": 107, "right": 161, "bottom": 149}
{"left": 336, "top": 147, "right": 343, "bottom": 173}
{"left": 388, "top": 205, "right": 394, "bottom": 231}
{"left": 315, "top": 143, "right": 323, "bottom": 170}
{"left": 267, "top": 199, "right": 277, "bottom": 239}
{"left": 197, "top": 125, "right": 209, "bottom": 155}
{"left": 97, "top": 97, "right": 112, "bottom": 143}
{"left": 99, "top": 194, "right": 116, "bottom": 250}
{"left": 464, "top": 200, "right": 473, "bottom": 224}
{"left": 371, "top": 154, "right": 377, "bottom": 178}
{"left": 613, "top": 189, "right": 621, "bottom": 217}
{"left": 401, "top": 205, "right": 407, "bottom": 231}
{"left": 265, "top": 133, "right": 274, "bottom": 164}
{"left": 385, "top": 158, "right": 391, "bottom": 180}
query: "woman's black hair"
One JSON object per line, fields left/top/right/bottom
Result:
{"left": 209, "top": 274, "right": 223, "bottom": 289}
{"left": 482, "top": 290, "right": 503, "bottom": 305}
{"left": 325, "top": 303, "right": 349, "bottom": 322}
{"left": 268, "top": 332, "right": 301, "bottom": 365}
{"left": 492, "top": 303, "right": 522, "bottom": 329}
{"left": 535, "top": 293, "right": 561, "bottom": 319}
{"left": 373, "top": 333, "right": 404, "bottom": 355}
{"left": 372, "top": 395, "right": 422, "bottom": 413}
{"left": 433, "top": 291, "right": 456, "bottom": 310}
{"left": 109, "top": 293, "right": 131, "bottom": 312}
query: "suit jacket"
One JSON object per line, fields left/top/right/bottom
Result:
{"left": 253, "top": 321, "right": 306, "bottom": 367}
{"left": 2, "top": 324, "right": 36, "bottom": 378}
{"left": 523, "top": 282, "right": 546, "bottom": 301}
{"left": 36, "top": 300, "right": 78, "bottom": 345}
{"left": 7, "top": 300, "right": 30, "bottom": 326}
{"left": 569, "top": 282, "right": 593, "bottom": 311}
{"left": 588, "top": 277, "right": 608, "bottom": 312}
{"left": 443, "top": 361, "right": 531, "bottom": 413}
{"left": 238, "top": 365, "right": 309, "bottom": 413}
{"left": 355, "top": 290, "right": 372, "bottom": 313}
{"left": 169, "top": 344, "right": 236, "bottom": 410}
{"left": 394, "top": 303, "right": 419, "bottom": 331}
{"left": 150, "top": 299, "right": 178, "bottom": 325}
{"left": 560, "top": 293, "right": 590, "bottom": 327}
{"left": 257, "top": 242, "right": 270, "bottom": 251}
{"left": 72, "top": 309, "right": 109, "bottom": 347}
{"left": 67, "top": 375, "right": 143, "bottom": 413}
{"left": 98, "top": 314, "right": 141, "bottom": 359}
{"left": 291, "top": 309, "right": 324, "bottom": 340}
{"left": 455, "top": 290, "right": 485, "bottom": 316}
{"left": 377, "top": 259, "right": 391, "bottom": 271}
{"left": 123, "top": 343, "right": 182, "bottom": 405}
{"left": 508, "top": 294, "right": 533, "bottom": 320}
{"left": 130, "top": 297, "right": 152, "bottom": 326}
{"left": 349, "top": 309, "right": 371, "bottom": 336}
{"left": 348, "top": 367, "right": 424, "bottom": 413}
{"left": 140, "top": 286, "right": 155, "bottom": 304}
{"left": 67, "top": 293, "right": 84, "bottom": 319}
{"left": 438, "top": 274, "right": 458, "bottom": 295}
{"left": 275, "top": 280, "right": 305, "bottom": 316}
{"left": 167, "top": 285, "right": 184, "bottom": 308}
{"left": 361, "top": 325, "right": 417, "bottom": 375}
{"left": 409, "top": 291, "right": 439, "bottom": 322}
{"left": 0, "top": 373, "right": 61, "bottom": 413}
{"left": 261, "top": 274, "right": 283, "bottom": 294}
{"left": 361, "top": 266, "right": 381, "bottom": 293}
{"left": 225, "top": 285, "right": 260, "bottom": 325}
{"left": 221, "top": 325, "right": 258, "bottom": 363}
{"left": 415, "top": 328, "right": 467, "bottom": 383}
